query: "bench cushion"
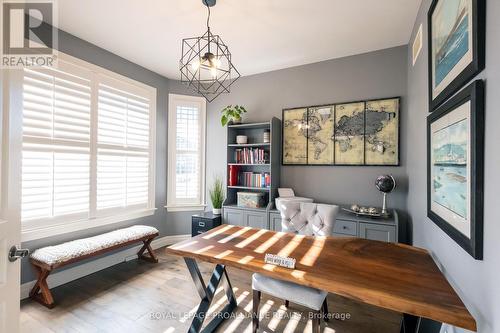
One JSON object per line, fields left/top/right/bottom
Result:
{"left": 252, "top": 273, "right": 327, "bottom": 311}
{"left": 30, "top": 225, "right": 158, "bottom": 267}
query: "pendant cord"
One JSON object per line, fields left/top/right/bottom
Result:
{"left": 206, "top": 4, "right": 211, "bottom": 32}
{"left": 206, "top": 3, "right": 211, "bottom": 53}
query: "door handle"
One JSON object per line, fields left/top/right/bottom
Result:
{"left": 8, "top": 246, "right": 29, "bottom": 262}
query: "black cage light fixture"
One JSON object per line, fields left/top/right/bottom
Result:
{"left": 179, "top": 0, "right": 240, "bottom": 102}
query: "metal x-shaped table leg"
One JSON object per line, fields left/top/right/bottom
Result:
{"left": 184, "top": 257, "right": 238, "bottom": 333}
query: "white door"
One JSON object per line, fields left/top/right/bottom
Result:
{"left": 0, "top": 68, "right": 24, "bottom": 333}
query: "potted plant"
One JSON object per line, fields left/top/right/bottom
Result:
{"left": 221, "top": 105, "right": 247, "bottom": 126}
{"left": 209, "top": 176, "right": 225, "bottom": 215}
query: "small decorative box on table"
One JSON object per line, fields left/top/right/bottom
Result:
{"left": 191, "top": 212, "right": 222, "bottom": 237}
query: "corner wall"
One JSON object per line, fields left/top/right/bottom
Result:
{"left": 406, "top": 1, "right": 500, "bottom": 332}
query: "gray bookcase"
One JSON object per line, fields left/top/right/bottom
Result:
{"left": 222, "top": 117, "right": 281, "bottom": 229}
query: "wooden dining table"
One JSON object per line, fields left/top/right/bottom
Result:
{"left": 166, "top": 224, "right": 476, "bottom": 333}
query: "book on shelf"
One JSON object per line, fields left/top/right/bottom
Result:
{"left": 239, "top": 172, "right": 271, "bottom": 188}
{"left": 234, "top": 148, "right": 268, "bottom": 164}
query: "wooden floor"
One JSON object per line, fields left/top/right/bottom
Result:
{"left": 21, "top": 247, "right": 402, "bottom": 333}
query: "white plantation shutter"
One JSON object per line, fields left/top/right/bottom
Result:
{"left": 20, "top": 55, "right": 155, "bottom": 229}
{"left": 97, "top": 80, "right": 151, "bottom": 211}
{"left": 175, "top": 106, "right": 200, "bottom": 200}
{"left": 22, "top": 66, "right": 91, "bottom": 222}
{"left": 167, "top": 94, "right": 206, "bottom": 210}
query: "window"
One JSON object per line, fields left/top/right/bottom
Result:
{"left": 167, "top": 94, "right": 206, "bottom": 211}
{"left": 20, "top": 54, "right": 156, "bottom": 240}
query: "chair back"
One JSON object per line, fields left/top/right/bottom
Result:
{"left": 279, "top": 201, "right": 339, "bottom": 237}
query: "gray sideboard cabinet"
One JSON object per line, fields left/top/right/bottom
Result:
{"left": 224, "top": 206, "right": 268, "bottom": 229}
{"left": 268, "top": 208, "right": 399, "bottom": 243}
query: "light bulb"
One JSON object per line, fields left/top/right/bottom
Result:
{"left": 210, "top": 67, "right": 217, "bottom": 78}
{"left": 191, "top": 59, "right": 200, "bottom": 71}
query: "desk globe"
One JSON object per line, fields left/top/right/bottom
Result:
{"left": 375, "top": 175, "right": 396, "bottom": 216}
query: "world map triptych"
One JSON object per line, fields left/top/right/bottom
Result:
{"left": 282, "top": 97, "right": 400, "bottom": 166}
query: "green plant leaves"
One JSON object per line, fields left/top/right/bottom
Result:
{"left": 221, "top": 114, "right": 228, "bottom": 126}
{"left": 220, "top": 105, "right": 247, "bottom": 126}
{"left": 209, "top": 176, "right": 225, "bottom": 209}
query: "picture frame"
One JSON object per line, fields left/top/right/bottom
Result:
{"left": 427, "top": 0, "right": 485, "bottom": 111}
{"left": 427, "top": 80, "right": 484, "bottom": 259}
{"left": 412, "top": 23, "right": 423, "bottom": 66}
{"left": 282, "top": 97, "right": 400, "bottom": 167}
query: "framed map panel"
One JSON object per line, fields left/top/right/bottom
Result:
{"left": 282, "top": 108, "right": 307, "bottom": 165}
{"left": 307, "top": 106, "right": 334, "bottom": 165}
{"left": 282, "top": 97, "right": 400, "bottom": 166}
{"left": 364, "top": 98, "right": 400, "bottom": 166}
{"left": 334, "top": 102, "right": 365, "bottom": 165}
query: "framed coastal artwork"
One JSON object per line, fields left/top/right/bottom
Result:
{"left": 427, "top": 80, "right": 484, "bottom": 259}
{"left": 282, "top": 97, "right": 399, "bottom": 166}
{"left": 428, "top": 0, "right": 485, "bottom": 110}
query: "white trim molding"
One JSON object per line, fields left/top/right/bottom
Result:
{"left": 167, "top": 94, "right": 207, "bottom": 211}
{"left": 20, "top": 233, "right": 190, "bottom": 300}
{"left": 165, "top": 204, "right": 206, "bottom": 212}
{"left": 21, "top": 208, "right": 157, "bottom": 242}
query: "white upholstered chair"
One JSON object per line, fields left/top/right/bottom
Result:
{"left": 252, "top": 202, "right": 339, "bottom": 333}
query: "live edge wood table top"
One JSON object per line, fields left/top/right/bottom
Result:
{"left": 166, "top": 225, "right": 476, "bottom": 332}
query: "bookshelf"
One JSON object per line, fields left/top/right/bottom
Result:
{"left": 223, "top": 117, "right": 281, "bottom": 229}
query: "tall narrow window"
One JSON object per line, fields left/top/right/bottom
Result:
{"left": 167, "top": 94, "right": 206, "bottom": 211}
{"left": 20, "top": 54, "right": 156, "bottom": 238}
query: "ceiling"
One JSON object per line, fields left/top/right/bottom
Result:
{"left": 57, "top": 0, "right": 421, "bottom": 79}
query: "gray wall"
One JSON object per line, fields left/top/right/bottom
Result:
{"left": 171, "top": 46, "right": 409, "bottom": 211}
{"left": 406, "top": 1, "right": 500, "bottom": 332}
{"left": 20, "top": 29, "right": 192, "bottom": 283}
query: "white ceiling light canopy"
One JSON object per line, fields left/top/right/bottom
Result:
{"left": 179, "top": 0, "right": 240, "bottom": 102}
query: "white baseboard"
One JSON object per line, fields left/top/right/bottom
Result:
{"left": 20, "top": 234, "right": 190, "bottom": 300}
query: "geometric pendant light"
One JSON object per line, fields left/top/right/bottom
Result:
{"left": 179, "top": 0, "right": 240, "bottom": 102}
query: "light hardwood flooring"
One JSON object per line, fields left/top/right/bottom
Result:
{"left": 21, "top": 247, "right": 401, "bottom": 333}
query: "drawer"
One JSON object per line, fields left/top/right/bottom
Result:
{"left": 192, "top": 218, "right": 214, "bottom": 229}
{"left": 359, "top": 223, "right": 396, "bottom": 243}
{"left": 191, "top": 216, "right": 221, "bottom": 237}
{"left": 194, "top": 229, "right": 205, "bottom": 235}
{"left": 193, "top": 219, "right": 213, "bottom": 229}
{"left": 332, "top": 232, "right": 355, "bottom": 238}
{"left": 192, "top": 224, "right": 206, "bottom": 237}
{"left": 334, "top": 220, "right": 357, "bottom": 236}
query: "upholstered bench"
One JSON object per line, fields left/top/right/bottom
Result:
{"left": 29, "top": 225, "right": 159, "bottom": 308}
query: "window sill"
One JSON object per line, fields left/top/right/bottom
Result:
{"left": 21, "top": 208, "right": 157, "bottom": 242}
{"left": 165, "top": 204, "right": 206, "bottom": 212}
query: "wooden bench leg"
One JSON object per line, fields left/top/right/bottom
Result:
{"left": 138, "top": 238, "right": 158, "bottom": 263}
{"left": 29, "top": 266, "right": 55, "bottom": 309}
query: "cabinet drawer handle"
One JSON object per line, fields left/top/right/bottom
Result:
{"left": 198, "top": 221, "right": 205, "bottom": 227}
{"left": 343, "top": 226, "right": 348, "bottom": 230}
